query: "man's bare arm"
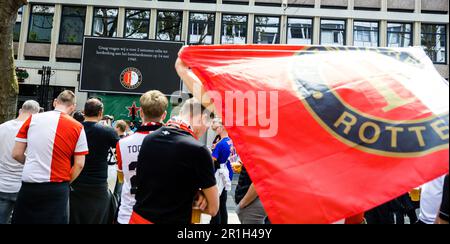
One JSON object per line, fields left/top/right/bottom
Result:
{"left": 239, "top": 183, "right": 259, "bottom": 209}
{"left": 70, "top": 155, "right": 85, "bottom": 183}
{"left": 175, "top": 57, "right": 214, "bottom": 111}
{"left": 199, "top": 185, "right": 220, "bottom": 217}
{"left": 12, "top": 141, "right": 27, "bottom": 164}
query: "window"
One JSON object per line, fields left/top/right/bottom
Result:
{"left": 59, "top": 6, "right": 86, "bottom": 45}
{"left": 421, "top": 24, "right": 447, "bottom": 64}
{"left": 221, "top": 14, "right": 247, "bottom": 44}
{"left": 287, "top": 18, "right": 312, "bottom": 44}
{"left": 156, "top": 11, "right": 182, "bottom": 41}
{"left": 223, "top": 0, "right": 250, "bottom": 4}
{"left": 188, "top": 13, "right": 215, "bottom": 45}
{"left": 28, "top": 5, "right": 55, "bottom": 43}
{"left": 320, "top": 19, "right": 345, "bottom": 45}
{"left": 191, "top": 0, "right": 217, "bottom": 2}
{"left": 255, "top": 0, "right": 282, "bottom": 6}
{"left": 125, "top": 9, "right": 150, "bottom": 39}
{"left": 353, "top": 21, "right": 378, "bottom": 47}
{"left": 254, "top": 16, "right": 280, "bottom": 44}
{"left": 14, "top": 7, "right": 23, "bottom": 42}
{"left": 387, "top": 23, "right": 412, "bottom": 48}
{"left": 93, "top": 8, "right": 118, "bottom": 37}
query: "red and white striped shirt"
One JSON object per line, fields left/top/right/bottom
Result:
{"left": 15, "top": 110, "right": 89, "bottom": 183}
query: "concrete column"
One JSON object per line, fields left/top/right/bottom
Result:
{"left": 18, "top": 4, "right": 30, "bottom": 60}
{"left": 346, "top": 18, "right": 353, "bottom": 46}
{"left": 214, "top": 12, "right": 222, "bottom": 44}
{"left": 315, "top": 0, "right": 321, "bottom": 9}
{"left": 84, "top": 6, "right": 93, "bottom": 36}
{"left": 381, "top": 0, "right": 387, "bottom": 12}
{"left": 413, "top": 21, "right": 421, "bottom": 46}
{"left": 182, "top": 10, "right": 189, "bottom": 43}
{"left": 379, "top": 20, "right": 387, "bottom": 47}
{"left": 216, "top": 0, "right": 223, "bottom": 44}
{"left": 49, "top": 4, "right": 62, "bottom": 62}
{"left": 348, "top": 0, "right": 354, "bottom": 10}
{"left": 117, "top": 7, "right": 126, "bottom": 37}
{"left": 149, "top": 9, "right": 158, "bottom": 39}
{"left": 280, "top": 15, "right": 288, "bottom": 44}
{"left": 248, "top": 0, "right": 255, "bottom": 44}
{"left": 414, "top": 0, "right": 421, "bottom": 13}
{"left": 247, "top": 14, "right": 255, "bottom": 44}
{"left": 313, "top": 16, "right": 321, "bottom": 45}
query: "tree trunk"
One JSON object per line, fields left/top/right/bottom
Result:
{"left": 0, "top": 0, "right": 27, "bottom": 124}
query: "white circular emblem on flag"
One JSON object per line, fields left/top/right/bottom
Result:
{"left": 120, "top": 67, "right": 143, "bottom": 90}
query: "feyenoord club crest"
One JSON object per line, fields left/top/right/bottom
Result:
{"left": 291, "top": 46, "right": 449, "bottom": 157}
{"left": 120, "top": 67, "right": 143, "bottom": 89}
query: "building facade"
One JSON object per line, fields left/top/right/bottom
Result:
{"left": 13, "top": 0, "right": 450, "bottom": 111}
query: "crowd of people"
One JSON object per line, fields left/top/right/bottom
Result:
{"left": 0, "top": 88, "right": 272, "bottom": 224}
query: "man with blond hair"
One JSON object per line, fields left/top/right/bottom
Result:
{"left": 0, "top": 100, "right": 40, "bottom": 224}
{"left": 116, "top": 90, "right": 168, "bottom": 224}
{"left": 12, "top": 90, "right": 88, "bottom": 224}
{"left": 114, "top": 120, "right": 128, "bottom": 138}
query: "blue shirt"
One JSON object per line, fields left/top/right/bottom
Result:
{"left": 212, "top": 137, "right": 237, "bottom": 181}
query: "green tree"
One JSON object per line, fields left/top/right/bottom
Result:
{"left": 0, "top": 0, "right": 27, "bottom": 123}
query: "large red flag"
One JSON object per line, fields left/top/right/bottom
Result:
{"left": 179, "top": 45, "right": 449, "bottom": 224}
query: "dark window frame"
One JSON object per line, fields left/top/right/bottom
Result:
{"left": 155, "top": 10, "right": 183, "bottom": 42}
{"left": 353, "top": 20, "right": 380, "bottom": 47}
{"left": 27, "top": 4, "right": 55, "bottom": 44}
{"left": 254, "top": 1, "right": 282, "bottom": 7}
{"left": 286, "top": 16, "right": 314, "bottom": 45}
{"left": 319, "top": 18, "right": 347, "bottom": 46}
{"left": 222, "top": 0, "right": 250, "bottom": 5}
{"left": 253, "top": 15, "right": 281, "bottom": 44}
{"left": 387, "top": 22, "right": 414, "bottom": 48}
{"left": 220, "top": 13, "right": 248, "bottom": 44}
{"left": 92, "top": 7, "right": 119, "bottom": 37}
{"left": 59, "top": 5, "right": 87, "bottom": 45}
{"left": 124, "top": 8, "right": 151, "bottom": 39}
{"left": 188, "top": 12, "right": 216, "bottom": 45}
{"left": 421, "top": 23, "right": 448, "bottom": 64}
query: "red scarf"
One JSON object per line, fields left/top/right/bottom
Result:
{"left": 166, "top": 117, "right": 197, "bottom": 139}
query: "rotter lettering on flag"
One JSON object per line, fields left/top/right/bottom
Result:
{"left": 179, "top": 45, "right": 449, "bottom": 223}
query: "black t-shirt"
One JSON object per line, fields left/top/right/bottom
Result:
{"left": 235, "top": 166, "right": 252, "bottom": 205}
{"left": 133, "top": 126, "right": 216, "bottom": 224}
{"left": 439, "top": 175, "right": 449, "bottom": 222}
{"left": 74, "top": 121, "right": 119, "bottom": 185}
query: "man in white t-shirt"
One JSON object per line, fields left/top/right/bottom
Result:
{"left": 0, "top": 100, "right": 40, "bottom": 224}
{"left": 116, "top": 90, "right": 167, "bottom": 224}
{"left": 418, "top": 175, "right": 446, "bottom": 224}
